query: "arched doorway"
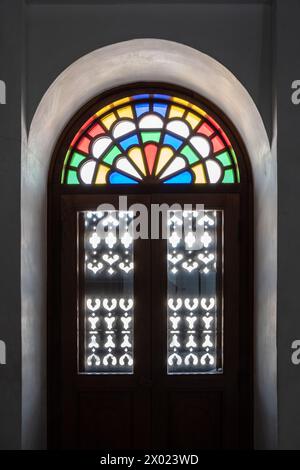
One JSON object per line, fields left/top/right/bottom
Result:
{"left": 48, "top": 84, "right": 253, "bottom": 449}
{"left": 23, "top": 39, "right": 277, "bottom": 450}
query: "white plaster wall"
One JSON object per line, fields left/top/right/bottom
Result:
{"left": 22, "top": 39, "right": 277, "bottom": 449}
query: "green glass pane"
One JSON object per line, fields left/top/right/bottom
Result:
{"left": 141, "top": 131, "right": 161, "bottom": 143}
{"left": 66, "top": 169, "right": 80, "bottom": 184}
{"left": 181, "top": 145, "right": 199, "bottom": 164}
{"left": 61, "top": 166, "right": 66, "bottom": 184}
{"left": 216, "top": 151, "right": 232, "bottom": 167}
{"left": 61, "top": 149, "right": 71, "bottom": 183}
{"left": 222, "top": 168, "right": 235, "bottom": 183}
{"left": 103, "top": 145, "right": 122, "bottom": 165}
{"left": 231, "top": 149, "right": 240, "bottom": 182}
{"left": 70, "top": 151, "right": 86, "bottom": 168}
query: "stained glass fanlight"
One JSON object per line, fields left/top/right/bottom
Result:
{"left": 61, "top": 93, "right": 240, "bottom": 185}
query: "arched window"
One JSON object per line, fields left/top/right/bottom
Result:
{"left": 61, "top": 93, "right": 239, "bottom": 185}
{"left": 48, "top": 84, "right": 252, "bottom": 449}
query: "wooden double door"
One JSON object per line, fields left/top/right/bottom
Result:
{"left": 50, "top": 192, "right": 252, "bottom": 449}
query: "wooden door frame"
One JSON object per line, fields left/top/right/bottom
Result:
{"left": 47, "top": 83, "right": 253, "bottom": 449}
{"left": 48, "top": 189, "right": 252, "bottom": 449}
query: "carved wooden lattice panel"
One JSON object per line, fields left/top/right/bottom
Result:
{"left": 167, "top": 210, "right": 222, "bottom": 374}
{"left": 80, "top": 210, "right": 134, "bottom": 373}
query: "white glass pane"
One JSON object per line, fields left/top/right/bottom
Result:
{"left": 112, "top": 120, "right": 136, "bottom": 138}
{"left": 80, "top": 160, "right": 96, "bottom": 184}
{"left": 159, "top": 156, "right": 186, "bottom": 179}
{"left": 116, "top": 157, "right": 143, "bottom": 179}
{"left": 166, "top": 120, "right": 190, "bottom": 138}
{"left": 190, "top": 135, "right": 211, "bottom": 158}
{"left": 79, "top": 210, "right": 134, "bottom": 374}
{"left": 139, "top": 114, "right": 164, "bottom": 129}
{"left": 167, "top": 209, "right": 223, "bottom": 374}
{"left": 92, "top": 136, "right": 112, "bottom": 158}
{"left": 206, "top": 159, "right": 222, "bottom": 183}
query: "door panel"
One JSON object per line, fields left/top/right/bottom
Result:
{"left": 60, "top": 195, "right": 152, "bottom": 449}
{"left": 78, "top": 391, "right": 134, "bottom": 449}
{"left": 168, "top": 390, "right": 222, "bottom": 449}
{"left": 151, "top": 194, "right": 240, "bottom": 449}
{"left": 58, "top": 193, "right": 242, "bottom": 449}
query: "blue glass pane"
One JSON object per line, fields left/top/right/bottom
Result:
{"left": 135, "top": 103, "right": 150, "bottom": 117}
{"left": 153, "top": 94, "right": 170, "bottom": 100}
{"left": 109, "top": 171, "right": 139, "bottom": 185}
{"left": 133, "top": 94, "right": 150, "bottom": 100}
{"left": 119, "top": 134, "right": 139, "bottom": 150}
{"left": 153, "top": 103, "right": 168, "bottom": 117}
{"left": 163, "top": 134, "right": 183, "bottom": 150}
{"left": 163, "top": 171, "right": 192, "bottom": 184}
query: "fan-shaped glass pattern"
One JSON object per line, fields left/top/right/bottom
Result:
{"left": 61, "top": 93, "right": 240, "bottom": 185}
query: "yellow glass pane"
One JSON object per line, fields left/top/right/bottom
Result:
{"left": 128, "top": 147, "right": 146, "bottom": 175}
{"left": 186, "top": 112, "right": 201, "bottom": 129}
{"left": 169, "top": 105, "right": 185, "bottom": 119}
{"left": 96, "top": 104, "right": 113, "bottom": 117}
{"left": 95, "top": 164, "right": 110, "bottom": 184}
{"left": 172, "top": 97, "right": 189, "bottom": 107}
{"left": 192, "top": 163, "right": 206, "bottom": 184}
{"left": 61, "top": 149, "right": 71, "bottom": 183}
{"left": 155, "top": 146, "right": 174, "bottom": 175}
{"left": 113, "top": 97, "right": 130, "bottom": 108}
{"left": 101, "top": 112, "right": 117, "bottom": 130}
{"left": 191, "top": 104, "right": 206, "bottom": 118}
{"left": 117, "top": 105, "right": 134, "bottom": 119}
{"left": 95, "top": 98, "right": 130, "bottom": 118}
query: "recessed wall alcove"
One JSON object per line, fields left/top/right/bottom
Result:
{"left": 21, "top": 39, "right": 277, "bottom": 449}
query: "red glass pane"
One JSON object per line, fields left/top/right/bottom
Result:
{"left": 87, "top": 122, "right": 105, "bottom": 138}
{"left": 197, "top": 122, "right": 214, "bottom": 137}
{"left": 70, "top": 115, "right": 96, "bottom": 147}
{"left": 76, "top": 136, "right": 91, "bottom": 155}
{"left": 144, "top": 143, "right": 158, "bottom": 174}
{"left": 212, "top": 135, "right": 225, "bottom": 153}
